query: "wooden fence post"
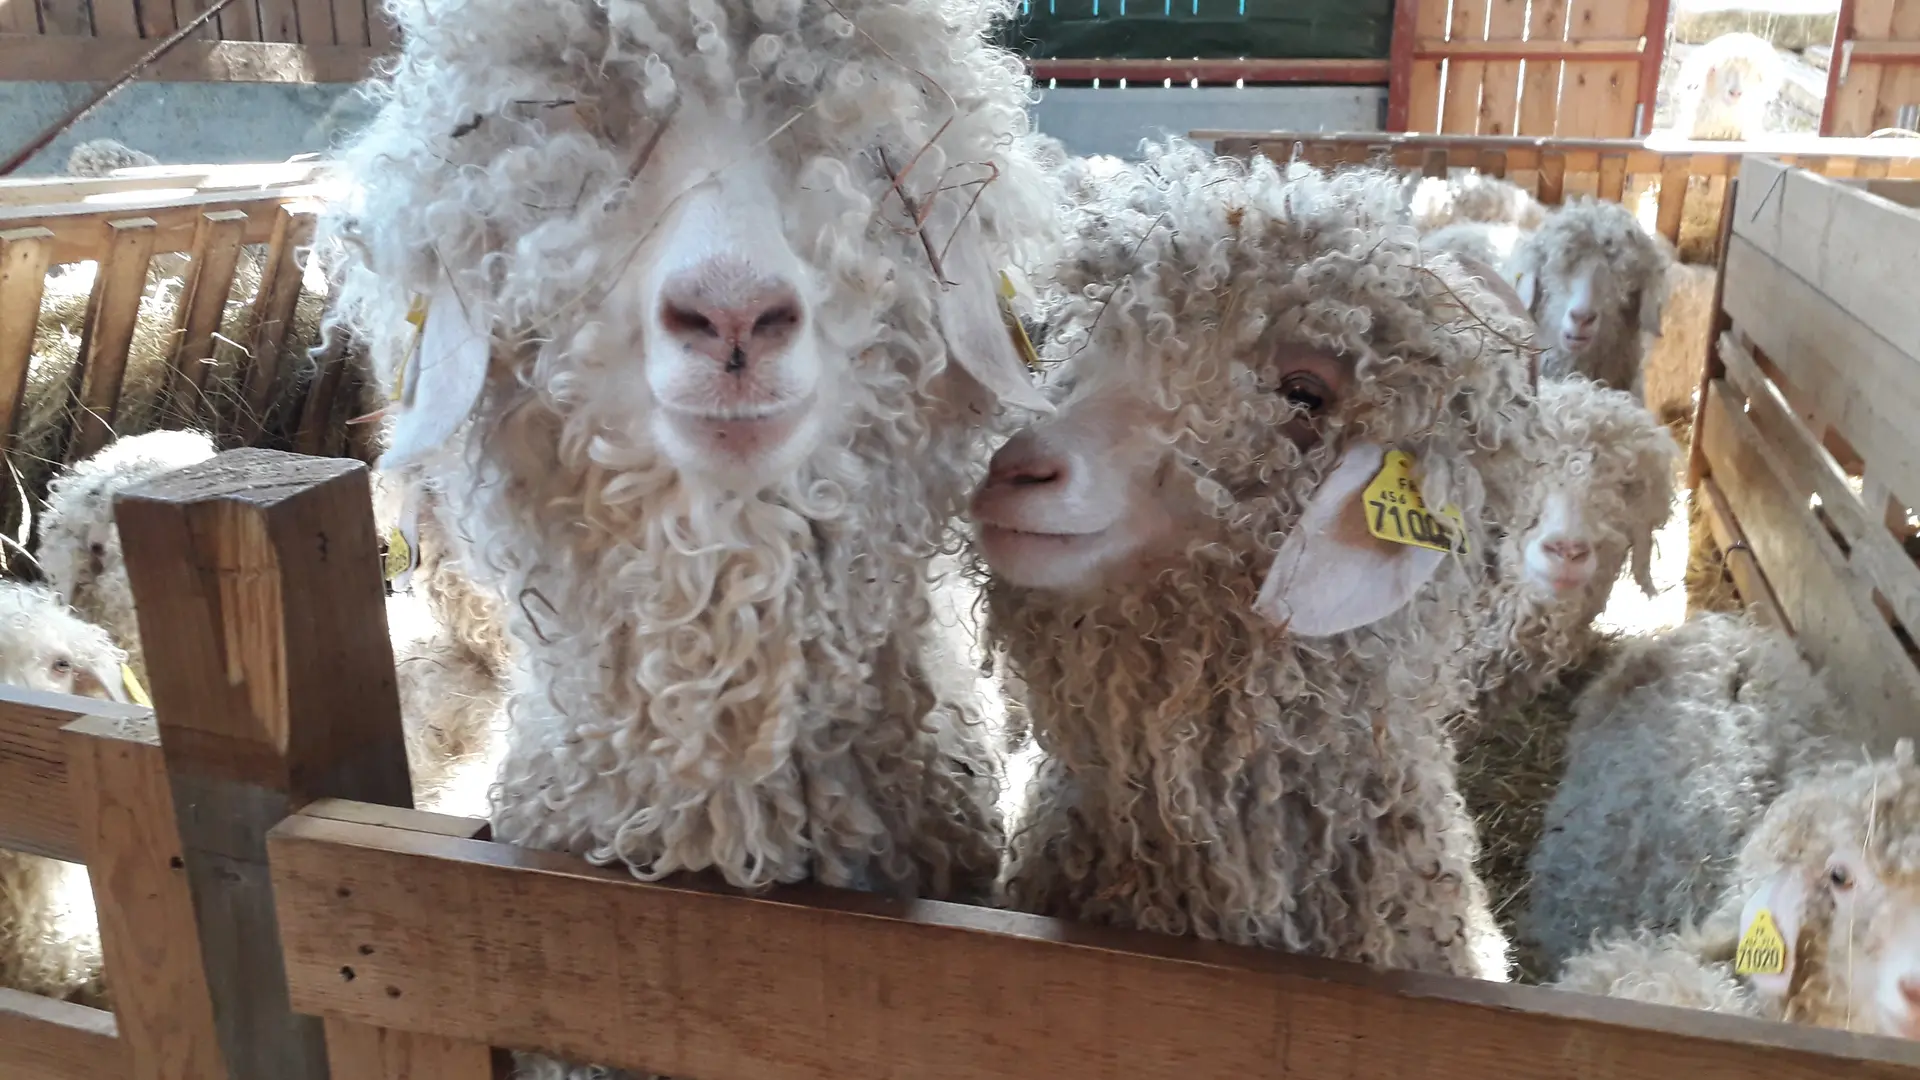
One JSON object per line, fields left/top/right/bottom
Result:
{"left": 115, "top": 447, "right": 414, "bottom": 1080}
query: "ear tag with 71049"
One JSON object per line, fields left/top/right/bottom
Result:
{"left": 1361, "top": 450, "right": 1469, "bottom": 555}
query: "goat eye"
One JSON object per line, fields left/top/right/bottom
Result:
{"left": 51, "top": 658, "right": 73, "bottom": 674}
{"left": 1278, "top": 373, "right": 1329, "bottom": 414}
{"left": 1829, "top": 864, "right": 1854, "bottom": 890}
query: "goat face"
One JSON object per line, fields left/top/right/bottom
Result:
{"left": 602, "top": 95, "right": 835, "bottom": 491}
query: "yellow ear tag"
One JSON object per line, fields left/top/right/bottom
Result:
{"left": 997, "top": 270, "right": 1041, "bottom": 371}
{"left": 383, "top": 524, "right": 415, "bottom": 583}
{"left": 1735, "top": 907, "right": 1788, "bottom": 976}
{"left": 1360, "top": 450, "right": 1469, "bottom": 555}
{"left": 121, "top": 664, "right": 151, "bottom": 707}
{"left": 390, "top": 293, "right": 432, "bottom": 404}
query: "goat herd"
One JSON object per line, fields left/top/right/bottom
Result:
{"left": 1, "top": 0, "right": 1915, "bottom": 1074}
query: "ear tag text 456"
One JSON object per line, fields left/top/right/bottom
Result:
{"left": 1361, "top": 450, "right": 1469, "bottom": 555}
{"left": 1735, "top": 907, "right": 1788, "bottom": 976}
{"left": 997, "top": 271, "right": 1041, "bottom": 371}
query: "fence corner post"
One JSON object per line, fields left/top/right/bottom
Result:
{"left": 114, "top": 446, "right": 414, "bottom": 1080}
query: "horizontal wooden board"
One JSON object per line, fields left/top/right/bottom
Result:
{"left": 1696, "top": 477, "right": 1786, "bottom": 630}
{"left": 269, "top": 809, "right": 1920, "bottom": 1080}
{"left": 0, "top": 34, "right": 381, "bottom": 82}
{"left": 1698, "top": 380, "right": 1920, "bottom": 754}
{"left": 0, "top": 989, "right": 125, "bottom": 1080}
{"left": 1028, "top": 58, "right": 1389, "bottom": 83}
{"left": 1718, "top": 235, "right": 1920, "bottom": 519}
{"left": 0, "top": 685, "right": 151, "bottom": 863}
{"left": 0, "top": 185, "right": 330, "bottom": 264}
{"left": 0, "top": 161, "right": 328, "bottom": 209}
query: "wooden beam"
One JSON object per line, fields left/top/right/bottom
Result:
{"left": 64, "top": 712, "right": 228, "bottom": 1080}
{"left": 67, "top": 215, "right": 158, "bottom": 463}
{"left": 322, "top": 1018, "right": 500, "bottom": 1080}
{"left": 0, "top": 686, "right": 147, "bottom": 863}
{"left": 116, "top": 448, "right": 416, "bottom": 1080}
{"left": 0, "top": 226, "right": 51, "bottom": 456}
{"left": 1412, "top": 37, "right": 1646, "bottom": 60}
{"left": 1696, "top": 475, "right": 1788, "bottom": 630}
{"left": 1026, "top": 58, "right": 1390, "bottom": 84}
{"left": 0, "top": 161, "right": 327, "bottom": 208}
{"left": 1637, "top": 0, "right": 1672, "bottom": 136}
{"left": 0, "top": 183, "right": 326, "bottom": 265}
{"left": 0, "top": 34, "right": 383, "bottom": 82}
{"left": 1686, "top": 173, "right": 1738, "bottom": 488}
{"left": 232, "top": 202, "right": 317, "bottom": 447}
{"left": 0, "top": 988, "right": 126, "bottom": 1080}
{"left": 270, "top": 808, "right": 1920, "bottom": 1080}
{"left": 1824, "top": 0, "right": 1854, "bottom": 133}
{"left": 1387, "top": 0, "right": 1421, "bottom": 131}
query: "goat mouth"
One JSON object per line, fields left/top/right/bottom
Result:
{"left": 659, "top": 394, "right": 814, "bottom": 459}
{"left": 1560, "top": 332, "right": 1595, "bottom": 351}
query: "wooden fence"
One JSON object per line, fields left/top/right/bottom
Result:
{"left": 1688, "top": 154, "right": 1920, "bottom": 754}
{"left": 1, "top": 444, "right": 1918, "bottom": 1079}
{"left": 1207, "top": 129, "right": 1920, "bottom": 262}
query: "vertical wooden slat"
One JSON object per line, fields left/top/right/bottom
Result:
{"left": 322, "top": 1018, "right": 499, "bottom": 1080}
{"left": 1822, "top": 0, "right": 1859, "bottom": 134}
{"left": 234, "top": 203, "right": 316, "bottom": 447}
{"left": 116, "top": 449, "right": 416, "bottom": 1080}
{"left": 91, "top": 0, "right": 139, "bottom": 36}
{"left": 165, "top": 209, "right": 249, "bottom": 424}
{"left": 1442, "top": 0, "right": 1491, "bottom": 134}
{"left": 257, "top": 0, "right": 297, "bottom": 42}
{"left": 1388, "top": 0, "right": 1421, "bottom": 132}
{"left": 67, "top": 217, "right": 158, "bottom": 464}
{"left": 65, "top": 713, "right": 230, "bottom": 1080}
{"left": 1479, "top": 0, "right": 1529, "bottom": 135}
{"left": 1422, "top": 147, "right": 1450, "bottom": 179}
{"left": 1538, "top": 150, "right": 1569, "bottom": 204}
{"left": 0, "top": 0, "right": 39, "bottom": 32}
{"left": 1599, "top": 152, "right": 1629, "bottom": 202}
{"left": 292, "top": 0, "right": 331, "bottom": 42}
{"left": 0, "top": 228, "right": 52, "bottom": 456}
{"left": 293, "top": 328, "right": 348, "bottom": 456}
{"left": 1558, "top": 0, "right": 1648, "bottom": 137}
{"left": 365, "top": 0, "right": 392, "bottom": 49}
{"left": 1656, "top": 158, "right": 1689, "bottom": 244}
{"left": 140, "top": 0, "right": 180, "bottom": 37}
{"left": 1831, "top": 0, "right": 1898, "bottom": 136}
{"left": 35, "top": 0, "right": 92, "bottom": 34}
{"left": 1634, "top": 0, "right": 1672, "bottom": 136}
{"left": 1687, "top": 175, "right": 1738, "bottom": 489}
{"left": 1518, "top": 0, "right": 1571, "bottom": 134}
{"left": 1479, "top": 149, "right": 1509, "bottom": 179}
{"left": 332, "top": 0, "right": 366, "bottom": 46}
{"left": 219, "top": 0, "right": 260, "bottom": 41}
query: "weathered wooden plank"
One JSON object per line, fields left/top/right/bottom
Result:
{"left": 35, "top": 0, "right": 92, "bottom": 34}
{"left": 0, "top": 687, "right": 145, "bottom": 863}
{"left": 257, "top": 0, "right": 296, "bottom": 42}
{"left": 0, "top": 185, "right": 323, "bottom": 267}
{"left": 332, "top": 0, "right": 366, "bottom": 47}
{"left": 0, "top": 161, "right": 326, "bottom": 208}
{"left": 268, "top": 809, "right": 1920, "bottom": 1080}
{"left": 1699, "top": 381, "right": 1920, "bottom": 754}
{"left": 91, "top": 0, "right": 140, "bottom": 38}
{"left": 0, "top": 988, "right": 125, "bottom": 1080}
{"left": 1477, "top": 0, "right": 1527, "bottom": 136}
{"left": 64, "top": 711, "right": 228, "bottom": 1080}
{"left": 0, "top": 34, "right": 378, "bottom": 80}
{"left": 1516, "top": 0, "right": 1568, "bottom": 135}
{"left": 324, "top": 1018, "right": 498, "bottom": 1080}
{"left": 292, "top": 0, "right": 329, "bottom": 42}
{"left": 67, "top": 216, "right": 159, "bottom": 464}
{"left": 116, "top": 448, "right": 416, "bottom": 1080}
{"left": 1598, "top": 152, "right": 1628, "bottom": 201}
{"left": 1538, "top": 150, "right": 1568, "bottom": 203}
{"left": 1831, "top": 0, "right": 1900, "bottom": 137}
{"left": 293, "top": 327, "right": 348, "bottom": 455}
{"left": 1655, "top": 158, "right": 1689, "bottom": 242}
{"left": 233, "top": 202, "right": 317, "bottom": 446}
{"left": 0, "top": 227, "right": 52, "bottom": 454}
{"left": 165, "top": 209, "right": 249, "bottom": 421}
{"left": 1696, "top": 476, "right": 1786, "bottom": 630}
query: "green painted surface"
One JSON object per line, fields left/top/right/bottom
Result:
{"left": 1005, "top": 0, "right": 1395, "bottom": 61}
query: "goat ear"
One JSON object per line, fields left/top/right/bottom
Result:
{"left": 1447, "top": 253, "right": 1532, "bottom": 325}
{"left": 1637, "top": 276, "right": 1670, "bottom": 337}
{"left": 380, "top": 272, "right": 491, "bottom": 471}
{"left": 1254, "top": 441, "right": 1448, "bottom": 636}
{"left": 933, "top": 227, "right": 1054, "bottom": 417}
{"left": 1735, "top": 868, "right": 1810, "bottom": 1003}
{"left": 1512, "top": 267, "right": 1541, "bottom": 314}
{"left": 78, "top": 658, "right": 132, "bottom": 704}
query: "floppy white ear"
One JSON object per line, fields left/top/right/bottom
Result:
{"left": 1254, "top": 441, "right": 1448, "bottom": 636}
{"left": 380, "top": 272, "right": 492, "bottom": 472}
{"left": 82, "top": 658, "right": 131, "bottom": 704}
{"left": 1637, "top": 277, "right": 1669, "bottom": 337}
{"left": 1631, "top": 526, "right": 1658, "bottom": 598}
{"left": 1448, "top": 253, "right": 1532, "bottom": 325}
{"left": 1737, "top": 868, "right": 1810, "bottom": 1003}
{"left": 933, "top": 226, "right": 1054, "bottom": 416}
{"left": 1512, "top": 267, "right": 1541, "bottom": 314}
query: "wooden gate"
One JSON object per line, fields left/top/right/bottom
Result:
{"left": 1825, "top": 0, "right": 1920, "bottom": 135}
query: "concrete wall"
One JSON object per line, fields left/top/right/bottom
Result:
{"left": 0, "top": 79, "right": 1382, "bottom": 174}
{"left": 1032, "top": 85, "right": 1386, "bottom": 160}
{"left": 0, "top": 81, "right": 374, "bottom": 175}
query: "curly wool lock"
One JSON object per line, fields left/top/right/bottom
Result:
{"left": 1518, "top": 613, "right": 1841, "bottom": 977}
{"left": 323, "top": 0, "right": 1060, "bottom": 916}
{"left": 983, "top": 144, "right": 1536, "bottom": 977}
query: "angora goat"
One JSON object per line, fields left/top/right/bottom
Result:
{"left": 1674, "top": 33, "right": 1785, "bottom": 142}
{"left": 1507, "top": 197, "right": 1673, "bottom": 398}
{"left": 324, "top": 0, "right": 1062, "bottom": 924}
{"left": 973, "top": 144, "right": 1538, "bottom": 979}
{"left": 1409, "top": 172, "right": 1548, "bottom": 234}
{"left": 1556, "top": 740, "right": 1920, "bottom": 1041}
{"left": 1518, "top": 613, "right": 1839, "bottom": 976}
{"left": 0, "top": 582, "right": 131, "bottom": 1008}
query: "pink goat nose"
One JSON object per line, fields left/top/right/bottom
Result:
{"left": 985, "top": 432, "right": 1066, "bottom": 492}
{"left": 1542, "top": 538, "right": 1593, "bottom": 564}
{"left": 658, "top": 265, "right": 804, "bottom": 375}
{"left": 1568, "top": 309, "right": 1598, "bottom": 329}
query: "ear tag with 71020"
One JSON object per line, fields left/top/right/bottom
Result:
{"left": 1360, "top": 450, "right": 1469, "bottom": 555}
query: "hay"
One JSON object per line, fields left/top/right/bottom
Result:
{"left": 1456, "top": 641, "right": 1620, "bottom": 983}
{"left": 1683, "top": 487, "right": 1747, "bottom": 616}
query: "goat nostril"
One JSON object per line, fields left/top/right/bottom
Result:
{"left": 662, "top": 303, "right": 718, "bottom": 339}
{"left": 1010, "top": 467, "right": 1060, "bottom": 487}
{"left": 752, "top": 302, "right": 801, "bottom": 337}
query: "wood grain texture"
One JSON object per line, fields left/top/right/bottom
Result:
{"left": 0, "top": 184, "right": 321, "bottom": 266}
{"left": 0, "top": 161, "right": 325, "bottom": 207}
{"left": 256, "top": 0, "right": 296, "bottom": 42}
{"left": 269, "top": 810, "right": 1920, "bottom": 1080}
{"left": 68, "top": 216, "right": 159, "bottom": 463}
{"left": 293, "top": 328, "right": 348, "bottom": 455}
{"left": 0, "top": 988, "right": 125, "bottom": 1080}
{"left": 64, "top": 711, "right": 228, "bottom": 1080}
{"left": 1517, "top": 0, "right": 1570, "bottom": 135}
{"left": 0, "top": 33, "right": 379, "bottom": 80}
{"left": 115, "top": 447, "right": 416, "bottom": 1080}
{"left": 0, "top": 226, "right": 51, "bottom": 452}
{"left": 233, "top": 203, "right": 316, "bottom": 446}
{"left": 166, "top": 209, "right": 249, "bottom": 421}
{"left": 35, "top": 0, "right": 91, "bottom": 34}
{"left": 324, "top": 1018, "right": 500, "bottom": 1080}
{"left": 0, "top": 687, "right": 145, "bottom": 863}
{"left": 91, "top": 0, "right": 140, "bottom": 38}
{"left": 1696, "top": 475, "right": 1786, "bottom": 629}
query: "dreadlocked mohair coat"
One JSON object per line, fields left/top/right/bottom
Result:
{"left": 990, "top": 143, "right": 1538, "bottom": 979}
{"left": 322, "top": 0, "right": 1065, "bottom": 950}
